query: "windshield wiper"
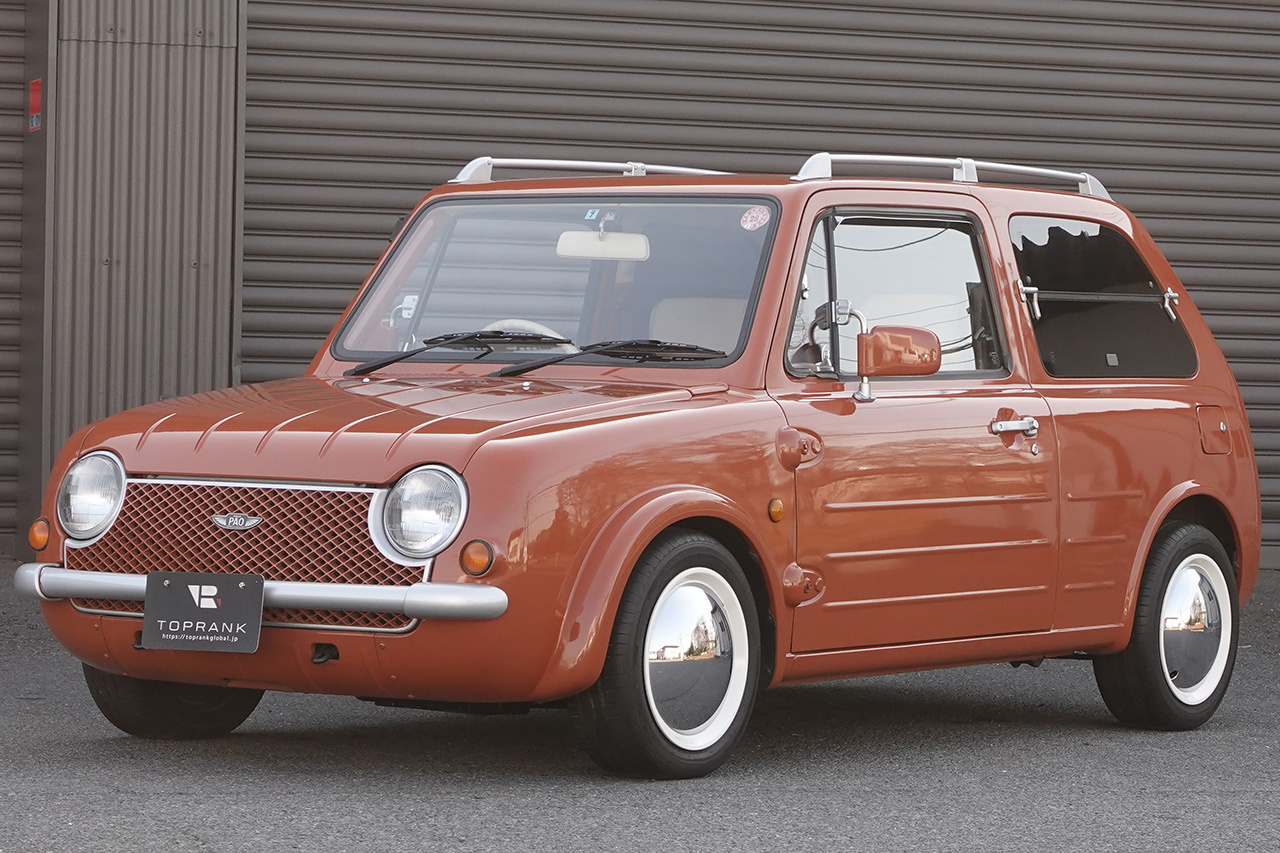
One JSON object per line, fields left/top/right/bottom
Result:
{"left": 344, "top": 330, "right": 573, "bottom": 377}
{"left": 492, "top": 339, "right": 727, "bottom": 378}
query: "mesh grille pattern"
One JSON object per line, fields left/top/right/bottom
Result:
{"left": 67, "top": 480, "right": 420, "bottom": 630}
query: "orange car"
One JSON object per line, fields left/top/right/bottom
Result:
{"left": 15, "top": 154, "right": 1261, "bottom": 778}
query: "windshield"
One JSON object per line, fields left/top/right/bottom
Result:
{"left": 334, "top": 196, "right": 777, "bottom": 367}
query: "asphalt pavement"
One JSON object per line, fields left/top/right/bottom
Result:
{"left": 3, "top": 562, "right": 1277, "bottom": 852}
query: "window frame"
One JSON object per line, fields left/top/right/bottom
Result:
{"left": 1007, "top": 213, "right": 1199, "bottom": 380}
{"left": 784, "top": 206, "right": 1011, "bottom": 382}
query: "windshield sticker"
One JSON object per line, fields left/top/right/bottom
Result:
{"left": 584, "top": 209, "right": 600, "bottom": 220}
{"left": 740, "top": 206, "right": 770, "bottom": 231}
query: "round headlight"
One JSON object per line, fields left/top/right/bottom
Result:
{"left": 381, "top": 466, "right": 467, "bottom": 561}
{"left": 56, "top": 452, "right": 126, "bottom": 541}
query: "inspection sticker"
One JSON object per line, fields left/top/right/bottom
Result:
{"left": 740, "top": 206, "right": 770, "bottom": 231}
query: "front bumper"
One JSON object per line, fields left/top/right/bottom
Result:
{"left": 13, "top": 563, "right": 508, "bottom": 621}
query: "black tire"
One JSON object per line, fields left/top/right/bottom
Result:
{"left": 83, "top": 664, "right": 264, "bottom": 739}
{"left": 1092, "top": 523, "right": 1239, "bottom": 730}
{"left": 571, "top": 529, "right": 761, "bottom": 779}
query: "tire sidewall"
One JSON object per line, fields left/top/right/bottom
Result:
{"left": 612, "top": 532, "right": 761, "bottom": 777}
{"left": 1132, "top": 524, "right": 1239, "bottom": 729}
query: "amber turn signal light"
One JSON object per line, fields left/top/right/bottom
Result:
{"left": 768, "top": 498, "right": 785, "bottom": 523}
{"left": 461, "top": 539, "right": 495, "bottom": 576}
{"left": 28, "top": 517, "right": 50, "bottom": 551}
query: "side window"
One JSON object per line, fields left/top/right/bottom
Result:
{"left": 787, "top": 224, "right": 835, "bottom": 372}
{"left": 787, "top": 212, "right": 1003, "bottom": 376}
{"left": 1009, "top": 216, "right": 1197, "bottom": 378}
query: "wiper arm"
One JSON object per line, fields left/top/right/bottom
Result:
{"left": 492, "top": 339, "right": 727, "bottom": 378}
{"left": 344, "top": 330, "right": 572, "bottom": 377}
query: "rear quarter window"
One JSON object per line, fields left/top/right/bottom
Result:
{"left": 1009, "top": 215, "right": 1197, "bottom": 378}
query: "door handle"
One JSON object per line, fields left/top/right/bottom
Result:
{"left": 990, "top": 416, "right": 1039, "bottom": 438}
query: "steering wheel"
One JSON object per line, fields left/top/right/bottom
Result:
{"left": 482, "top": 319, "right": 578, "bottom": 352}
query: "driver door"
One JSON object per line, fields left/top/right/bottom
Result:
{"left": 775, "top": 196, "right": 1060, "bottom": 652}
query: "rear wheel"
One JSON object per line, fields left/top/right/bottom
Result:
{"left": 1092, "top": 523, "right": 1238, "bottom": 730}
{"left": 571, "top": 529, "right": 761, "bottom": 778}
{"left": 83, "top": 664, "right": 263, "bottom": 739}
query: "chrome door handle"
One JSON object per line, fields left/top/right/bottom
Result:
{"left": 990, "top": 416, "right": 1039, "bottom": 438}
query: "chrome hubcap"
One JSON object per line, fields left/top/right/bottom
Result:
{"left": 1159, "top": 554, "right": 1231, "bottom": 706}
{"left": 643, "top": 567, "right": 749, "bottom": 751}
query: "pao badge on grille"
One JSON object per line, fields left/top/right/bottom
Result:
{"left": 212, "top": 513, "right": 263, "bottom": 531}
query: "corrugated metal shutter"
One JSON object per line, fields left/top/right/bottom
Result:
{"left": 49, "top": 0, "right": 239, "bottom": 448}
{"left": 244, "top": 0, "right": 1280, "bottom": 564}
{"left": 0, "top": 2, "right": 22, "bottom": 549}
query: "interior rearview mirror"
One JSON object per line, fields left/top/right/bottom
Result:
{"left": 556, "top": 230, "right": 650, "bottom": 261}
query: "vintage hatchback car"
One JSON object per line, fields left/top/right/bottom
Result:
{"left": 15, "top": 153, "right": 1262, "bottom": 778}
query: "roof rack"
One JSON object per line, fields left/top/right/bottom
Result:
{"left": 791, "top": 153, "right": 1111, "bottom": 199}
{"left": 449, "top": 156, "right": 731, "bottom": 184}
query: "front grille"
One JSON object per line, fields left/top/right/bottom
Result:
{"left": 67, "top": 479, "right": 420, "bottom": 630}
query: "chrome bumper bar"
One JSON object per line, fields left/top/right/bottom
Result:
{"left": 12, "top": 563, "right": 508, "bottom": 621}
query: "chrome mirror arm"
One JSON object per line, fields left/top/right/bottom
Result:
{"left": 850, "top": 310, "right": 875, "bottom": 403}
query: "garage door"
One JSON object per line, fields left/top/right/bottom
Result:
{"left": 245, "top": 1, "right": 1280, "bottom": 563}
{"left": 0, "top": 2, "right": 23, "bottom": 551}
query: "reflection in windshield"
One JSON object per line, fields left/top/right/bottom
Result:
{"left": 335, "top": 197, "right": 776, "bottom": 368}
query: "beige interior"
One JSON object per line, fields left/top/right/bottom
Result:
{"left": 650, "top": 297, "right": 748, "bottom": 352}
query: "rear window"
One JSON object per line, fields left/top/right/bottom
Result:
{"left": 1009, "top": 216, "right": 1197, "bottom": 378}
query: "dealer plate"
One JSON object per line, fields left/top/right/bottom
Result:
{"left": 141, "top": 572, "right": 264, "bottom": 653}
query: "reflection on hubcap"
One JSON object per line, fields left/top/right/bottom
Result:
{"left": 643, "top": 567, "right": 748, "bottom": 751}
{"left": 1160, "top": 554, "right": 1231, "bottom": 706}
{"left": 646, "top": 584, "right": 733, "bottom": 731}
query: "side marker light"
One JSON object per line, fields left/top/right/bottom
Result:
{"left": 461, "top": 540, "right": 495, "bottom": 576}
{"left": 768, "top": 499, "right": 785, "bottom": 523}
{"left": 29, "top": 518, "right": 50, "bottom": 550}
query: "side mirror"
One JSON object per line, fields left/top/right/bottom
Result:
{"left": 858, "top": 325, "right": 942, "bottom": 377}
{"left": 853, "top": 325, "right": 941, "bottom": 401}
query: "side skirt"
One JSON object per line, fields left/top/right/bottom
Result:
{"left": 779, "top": 624, "right": 1124, "bottom": 684}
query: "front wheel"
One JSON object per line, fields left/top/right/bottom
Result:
{"left": 571, "top": 529, "right": 761, "bottom": 778}
{"left": 83, "top": 664, "right": 264, "bottom": 739}
{"left": 1092, "top": 523, "right": 1239, "bottom": 730}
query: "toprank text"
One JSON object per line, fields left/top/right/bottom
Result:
{"left": 155, "top": 620, "right": 250, "bottom": 635}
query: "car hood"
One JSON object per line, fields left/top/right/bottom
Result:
{"left": 80, "top": 374, "right": 723, "bottom": 484}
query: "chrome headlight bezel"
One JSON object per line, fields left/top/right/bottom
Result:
{"left": 370, "top": 465, "right": 468, "bottom": 567}
{"left": 56, "top": 451, "right": 127, "bottom": 545}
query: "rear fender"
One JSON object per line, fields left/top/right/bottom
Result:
{"left": 1100, "top": 480, "right": 1256, "bottom": 655}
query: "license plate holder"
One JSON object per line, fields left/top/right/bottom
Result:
{"left": 141, "top": 572, "right": 264, "bottom": 653}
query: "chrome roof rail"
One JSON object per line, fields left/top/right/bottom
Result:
{"left": 791, "top": 153, "right": 1111, "bottom": 200}
{"left": 449, "top": 156, "right": 731, "bottom": 184}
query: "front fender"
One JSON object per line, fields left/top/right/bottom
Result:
{"left": 530, "top": 485, "right": 786, "bottom": 700}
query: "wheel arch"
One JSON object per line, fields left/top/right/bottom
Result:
{"left": 1161, "top": 494, "right": 1239, "bottom": 576}
{"left": 1112, "top": 483, "right": 1253, "bottom": 652}
{"left": 530, "top": 487, "right": 785, "bottom": 700}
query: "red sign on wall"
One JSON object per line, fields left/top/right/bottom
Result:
{"left": 28, "top": 79, "right": 41, "bottom": 131}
